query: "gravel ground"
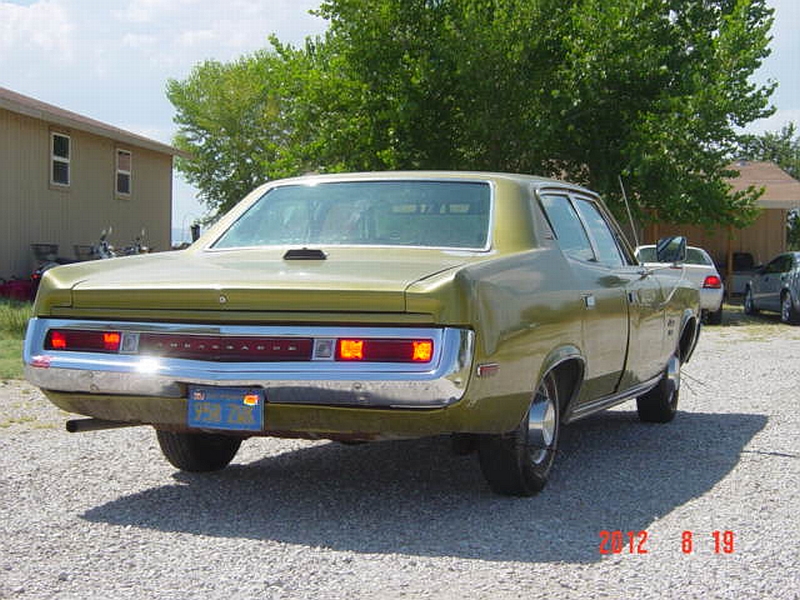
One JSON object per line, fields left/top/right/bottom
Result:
{"left": 1, "top": 313, "right": 799, "bottom": 600}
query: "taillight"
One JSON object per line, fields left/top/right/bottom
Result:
{"left": 43, "top": 329, "right": 434, "bottom": 363}
{"left": 336, "top": 339, "right": 434, "bottom": 363}
{"left": 45, "top": 329, "right": 122, "bottom": 352}
{"left": 703, "top": 275, "right": 722, "bottom": 289}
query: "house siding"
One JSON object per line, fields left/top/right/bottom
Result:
{"left": 643, "top": 209, "right": 788, "bottom": 269}
{"left": 1, "top": 108, "right": 172, "bottom": 278}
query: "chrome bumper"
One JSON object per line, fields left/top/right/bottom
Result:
{"left": 24, "top": 319, "right": 474, "bottom": 409}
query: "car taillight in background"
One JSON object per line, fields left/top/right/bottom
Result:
{"left": 703, "top": 275, "right": 723, "bottom": 289}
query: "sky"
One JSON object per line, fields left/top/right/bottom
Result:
{"left": 1, "top": 0, "right": 798, "bottom": 242}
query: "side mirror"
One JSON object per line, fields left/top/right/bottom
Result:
{"left": 656, "top": 236, "right": 687, "bottom": 264}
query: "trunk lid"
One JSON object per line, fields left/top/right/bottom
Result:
{"left": 68, "top": 247, "right": 470, "bottom": 314}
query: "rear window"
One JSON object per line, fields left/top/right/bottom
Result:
{"left": 636, "top": 247, "right": 657, "bottom": 262}
{"left": 637, "top": 246, "right": 712, "bottom": 265}
{"left": 213, "top": 180, "right": 492, "bottom": 250}
{"left": 685, "top": 248, "right": 712, "bottom": 266}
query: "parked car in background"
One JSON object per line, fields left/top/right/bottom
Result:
{"left": 24, "top": 172, "right": 701, "bottom": 496}
{"left": 635, "top": 244, "right": 724, "bottom": 324}
{"left": 744, "top": 252, "right": 800, "bottom": 324}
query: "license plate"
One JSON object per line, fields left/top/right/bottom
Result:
{"left": 187, "top": 386, "right": 264, "bottom": 432}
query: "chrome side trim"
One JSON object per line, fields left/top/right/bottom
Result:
{"left": 565, "top": 375, "right": 661, "bottom": 423}
{"left": 24, "top": 319, "right": 474, "bottom": 409}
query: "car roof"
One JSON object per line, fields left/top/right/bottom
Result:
{"left": 259, "top": 171, "right": 599, "bottom": 198}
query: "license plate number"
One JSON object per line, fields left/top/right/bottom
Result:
{"left": 187, "top": 386, "right": 264, "bottom": 432}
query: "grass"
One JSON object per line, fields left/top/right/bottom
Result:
{"left": 0, "top": 301, "right": 32, "bottom": 379}
{"left": 710, "top": 300, "right": 800, "bottom": 341}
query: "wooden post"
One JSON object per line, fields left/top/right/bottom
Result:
{"left": 726, "top": 226, "right": 734, "bottom": 301}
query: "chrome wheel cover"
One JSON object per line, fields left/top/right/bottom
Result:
{"left": 666, "top": 354, "right": 681, "bottom": 398}
{"left": 782, "top": 295, "right": 791, "bottom": 322}
{"left": 527, "top": 384, "right": 557, "bottom": 465}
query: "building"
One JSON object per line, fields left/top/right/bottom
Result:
{"left": 0, "top": 86, "right": 182, "bottom": 279}
{"left": 643, "top": 160, "right": 800, "bottom": 292}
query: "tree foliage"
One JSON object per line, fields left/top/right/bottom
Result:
{"left": 169, "top": 0, "right": 776, "bottom": 225}
{"left": 738, "top": 123, "right": 800, "bottom": 178}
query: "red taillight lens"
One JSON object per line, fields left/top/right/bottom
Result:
{"left": 102, "top": 332, "right": 121, "bottom": 351}
{"left": 49, "top": 331, "right": 67, "bottom": 349}
{"left": 703, "top": 275, "right": 722, "bottom": 289}
{"left": 336, "top": 339, "right": 434, "bottom": 362}
{"left": 45, "top": 329, "right": 122, "bottom": 353}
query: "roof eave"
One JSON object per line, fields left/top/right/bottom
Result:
{"left": 0, "top": 90, "right": 185, "bottom": 158}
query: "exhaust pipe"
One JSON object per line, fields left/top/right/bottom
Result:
{"left": 65, "top": 418, "right": 142, "bottom": 433}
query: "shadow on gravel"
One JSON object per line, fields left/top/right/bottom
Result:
{"left": 83, "top": 410, "right": 765, "bottom": 564}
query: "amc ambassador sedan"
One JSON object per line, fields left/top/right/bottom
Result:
{"left": 24, "top": 172, "right": 700, "bottom": 496}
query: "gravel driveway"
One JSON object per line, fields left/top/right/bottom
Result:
{"left": 1, "top": 312, "right": 798, "bottom": 600}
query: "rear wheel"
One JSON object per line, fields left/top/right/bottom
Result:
{"left": 156, "top": 430, "right": 242, "bottom": 472}
{"left": 478, "top": 372, "right": 560, "bottom": 496}
{"left": 637, "top": 355, "right": 680, "bottom": 423}
{"left": 780, "top": 292, "right": 800, "bottom": 325}
{"left": 744, "top": 287, "right": 758, "bottom": 315}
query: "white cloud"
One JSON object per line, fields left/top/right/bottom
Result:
{"left": 746, "top": 108, "right": 800, "bottom": 135}
{"left": 176, "top": 29, "right": 219, "bottom": 50}
{"left": 121, "top": 33, "right": 157, "bottom": 49}
{"left": 0, "top": 1, "right": 75, "bottom": 61}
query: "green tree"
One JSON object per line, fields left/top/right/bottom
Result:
{"left": 170, "top": 0, "right": 776, "bottom": 226}
{"left": 738, "top": 123, "right": 800, "bottom": 177}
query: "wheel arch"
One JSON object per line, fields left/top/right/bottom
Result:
{"left": 536, "top": 345, "right": 585, "bottom": 416}
{"left": 678, "top": 310, "right": 700, "bottom": 364}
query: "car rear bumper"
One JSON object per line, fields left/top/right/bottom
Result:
{"left": 24, "top": 319, "right": 474, "bottom": 410}
{"left": 700, "top": 287, "right": 724, "bottom": 311}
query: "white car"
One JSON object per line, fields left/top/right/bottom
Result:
{"left": 636, "top": 244, "right": 724, "bottom": 324}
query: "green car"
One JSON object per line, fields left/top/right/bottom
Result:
{"left": 24, "top": 172, "right": 700, "bottom": 496}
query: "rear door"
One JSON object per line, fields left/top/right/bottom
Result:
{"left": 755, "top": 255, "right": 791, "bottom": 311}
{"left": 538, "top": 192, "right": 629, "bottom": 401}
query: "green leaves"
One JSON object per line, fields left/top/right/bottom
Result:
{"left": 169, "top": 0, "right": 776, "bottom": 228}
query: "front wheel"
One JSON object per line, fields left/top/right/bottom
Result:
{"left": 780, "top": 292, "right": 800, "bottom": 325}
{"left": 478, "top": 372, "right": 560, "bottom": 496}
{"left": 156, "top": 430, "right": 242, "bottom": 472}
{"left": 637, "top": 355, "right": 680, "bottom": 423}
{"left": 744, "top": 287, "right": 758, "bottom": 315}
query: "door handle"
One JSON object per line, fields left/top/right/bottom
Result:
{"left": 582, "top": 294, "right": 596, "bottom": 309}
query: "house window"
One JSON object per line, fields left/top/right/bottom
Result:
{"left": 116, "top": 149, "right": 132, "bottom": 195}
{"left": 51, "top": 132, "right": 70, "bottom": 186}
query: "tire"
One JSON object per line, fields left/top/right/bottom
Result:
{"left": 637, "top": 354, "right": 680, "bottom": 423}
{"left": 743, "top": 287, "right": 758, "bottom": 315}
{"left": 780, "top": 292, "right": 800, "bottom": 325}
{"left": 156, "top": 430, "right": 242, "bottom": 472}
{"left": 451, "top": 433, "right": 478, "bottom": 456}
{"left": 706, "top": 306, "right": 723, "bottom": 325}
{"left": 478, "top": 372, "right": 560, "bottom": 496}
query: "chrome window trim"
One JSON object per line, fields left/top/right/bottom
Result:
{"left": 203, "top": 177, "right": 497, "bottom": 253}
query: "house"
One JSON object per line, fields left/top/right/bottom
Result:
{"left": 643, "top": 160, "right": 800, "bottom": 292}
{"left": 0, "top": 86, "right": 182, "bottom": 279}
